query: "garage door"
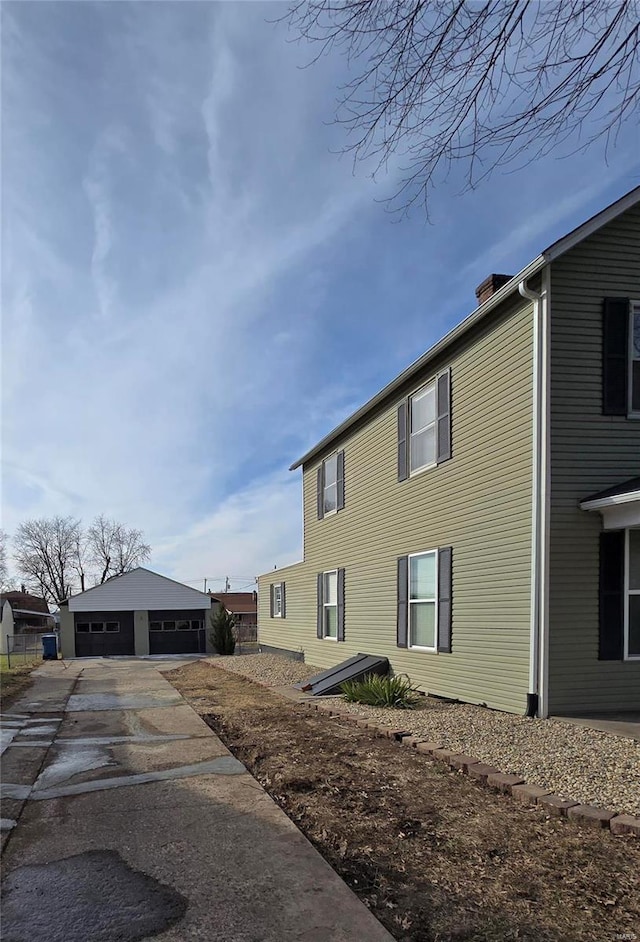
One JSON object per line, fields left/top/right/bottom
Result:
{"left": 74, "top": 611, "right": 135, "bottom": 657}
{"left": 148, "top": 610, "right": 206, "bottom": 655}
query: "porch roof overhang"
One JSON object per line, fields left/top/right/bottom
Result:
{"left": 579, "top": 477, "right": 640, "bottom": 530}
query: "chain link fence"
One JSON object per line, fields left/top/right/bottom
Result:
{"left": 4, "top": 631, "right": 50, "bottom": 668}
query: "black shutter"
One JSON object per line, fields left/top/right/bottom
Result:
{"left": 337, "top": 568, "right": 345, "bottom": 641}
{"left": 397, "top": 556, "right": 408, "bottom": 647}
{"left": 337, "top": 450, "right": 345, "bottom": 511}
{"left": 599, "top": 530, "right": 624, "bottom": 660}
{"left": 437, "top": 546, "right": 453, "bottom": 653}
{"left": 269, "top": 584, "right": 274, "bottom": 618}
{"left": 603, "top": 298, "right": 629, "bottom": 415}
{"left": 436, "top": 369, "right": 452, "bottom": 463}
{"left": 317, "top": 573, "right": 324, "bottom": 638}
{"left": 317, "top": 465, "right": 325, "bottom": 519}
{"left": 397, "top": 401, "right": 409, "bottom": 481}
{"left": 281, "top": 583, "right": 286, "bottom": 619}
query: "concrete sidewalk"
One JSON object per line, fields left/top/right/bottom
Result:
{"left": 1, "top": 658, "right": 393, "bottom": 942}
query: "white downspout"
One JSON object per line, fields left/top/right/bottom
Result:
{"left": 519, "top": 269, "right": 550, "bottom": 718}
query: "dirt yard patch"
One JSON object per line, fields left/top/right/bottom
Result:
{"left": 167, "top": 661, "right": 640, "bottom": 942}
{"left": 0, "top": 659, "right": 39, "bottom": 711}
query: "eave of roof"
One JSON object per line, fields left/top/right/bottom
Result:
{"left": 290, "top": 185, "right": 640, "bottom": 471}
{"left": 580, "top": 476, "right": 640, "bottom": 510}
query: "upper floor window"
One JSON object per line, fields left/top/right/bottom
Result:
{"left": 323, "top": 454, "right": 338, "bottom": 513}
{"left": 317, "top": 450, "right": 345, "bottom": 519}
{"left": 398, "top": 369, "right": 451, "bottom": 481}
{"left": 410, "top": 383, "right": 436, "bottom": 473}
{"left": 602, "top": 298, "right": 640, "bottom": 416}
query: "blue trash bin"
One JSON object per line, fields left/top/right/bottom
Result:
{"left": 42, "top": 633, "right": 58, "bottom": 660}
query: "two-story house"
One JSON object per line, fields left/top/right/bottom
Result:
{"left": 257, "top": 187, "right": 640, "bottom": 717}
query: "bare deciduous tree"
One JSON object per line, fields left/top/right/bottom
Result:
{"left": 12, "top": 515, "right": 152, "bottom": 602}
{"left": 13, "top": 516, "right": 81, "bottom": 604}
{"left": 86, "top": 515, "right": 151, "bottom": 583}
{"left": 285, "top": 0, "right": 640, "bottom": 212}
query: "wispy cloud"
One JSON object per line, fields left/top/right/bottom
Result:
{"left": 2, "top": 1, "right": 637, "bottom": 588}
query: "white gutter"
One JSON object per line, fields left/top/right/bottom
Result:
{"left": 580, "top": 491, "right": 640, "bottom": 510}
{"left": 519, "top": 269, "right": 550, "bottom": 718}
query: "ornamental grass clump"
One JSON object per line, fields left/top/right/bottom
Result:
{"left": 340, "top": 673, "right": 422, "bottom": 709}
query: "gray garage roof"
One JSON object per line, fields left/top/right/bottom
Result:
{"left": 67, "top": 568, "right": 212, "bottom": 613}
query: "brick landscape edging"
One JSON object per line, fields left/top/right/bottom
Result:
{"left": 205, "top": 662, "right": 639, "bottom": 838}
{"left": 299, "top": 698, "right": 640, "bottom": 838}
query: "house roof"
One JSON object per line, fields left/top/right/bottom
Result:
{"left": 210, "top": 592, "right": 257, "bottom": 615}
{"left": 580, "top": 477, "right": 640, "bottom": 509}
{"left": 66, "top": 567, "right": 212, "bottom": 613}
{"left": 0, "top": 591, "right": 50, "bottom": 615}
{"left": 290, "top": 186, "right": 640, "bottom": 471}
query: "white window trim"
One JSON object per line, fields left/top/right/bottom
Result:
{"left": 273, "top": 583, "right": 283, "bottom": 618}
{"left": 624, "top": 528, "right": 640, "bottom": 661}
{"left": 409, "top": 381, "right": 437, "bottom": 477}
{"left": 322, "top": 454, "right": 339, "bottom": 517}
{"left": 629, "top": 300, "right": 640, "bottom": 418}
{"left": 322, "top": 568, "right": 338, "bottom": 640}
{"left": 408, "top": 550, "right": 438, "bottom": 652}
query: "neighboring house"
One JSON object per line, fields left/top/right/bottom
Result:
{"left": 0, "top": 600, "right": 15, "bottom": 654}
{"left": 59, "top": 568, "right": 212, "bottom": 658}
{"left": 257, "top": 187, "right": 640, "bottom": 718}
{"left": 0, "top": 591, "right": 55, "bottom": 632}
{"left": 209, "top": 592, "right": 257, "bottom": 640}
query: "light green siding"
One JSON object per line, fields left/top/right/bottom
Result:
{"left": 259, "top": 297, "right": 535, "bottom": 714}
{"left": 548, "top": 204, "right": 640, "bottom": 714}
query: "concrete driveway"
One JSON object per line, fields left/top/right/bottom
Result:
{"left": 1, "top": 658, "right": 393, "bottom": 942}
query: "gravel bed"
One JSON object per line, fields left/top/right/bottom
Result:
{"left": 333, "top": 698, "right": 640, "bottom": 815}
{"left": 208, "top": 653, "right": 319, "bottom": 688}
{"left": 210, "top": 653, "right": 640, "bottom": 816}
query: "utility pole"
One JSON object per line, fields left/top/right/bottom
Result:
{"left": 224, "top": 575, "right": 230, "bottom": 592}
{"left": 203, "top": 578, "right": 207, "bottom": 593}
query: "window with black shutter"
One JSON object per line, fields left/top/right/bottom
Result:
{"left": 602, "top": 298, "right": 630, "bottom": 415}
{"left": 398, "top": 369, "right": 452, "bottom": 479}
{"left": 397, "top": 547, "right": 452, "bottom": 652}
{"left": 317, "top": 569, "right": 344, "bottom": 640}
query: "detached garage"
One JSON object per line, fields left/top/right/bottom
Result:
{"left": 59, "top": 568, "right": 212, "bottom": 658}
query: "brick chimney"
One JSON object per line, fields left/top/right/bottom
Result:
{"left": 475, "top": 273, "right": 513, "bottom": 306}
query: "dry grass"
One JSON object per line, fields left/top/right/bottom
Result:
{"left": 167, "top": 660, "right": 640, "bottom": 942}
{"left": 0, "top": 658, "right": 39, "bottom": 710}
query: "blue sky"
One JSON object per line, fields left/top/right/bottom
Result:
{"left": 2, "top": 2, "right": 638, "bottom": 593}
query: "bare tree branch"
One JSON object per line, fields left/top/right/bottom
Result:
{"left": 12, "top": 516, "right": 152, "bottom": 603}
{"left": 13, "top": 517, "right": 81, "bottom": 604}
{"left": 86, "top": 515, "right": 151, "bottom": 582}
{"left": 284, "top": 0, "right": 640, "bottom": 213}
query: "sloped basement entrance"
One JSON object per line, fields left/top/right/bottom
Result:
{"left": 295, "top": 653, "right": 389, "bottom": 696}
